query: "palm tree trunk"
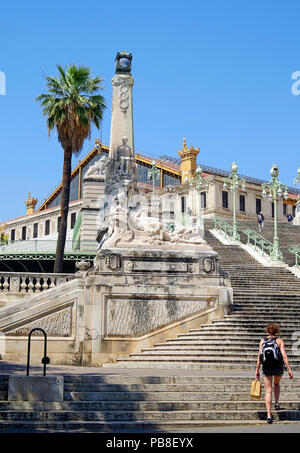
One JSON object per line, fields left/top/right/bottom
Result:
{"left": 54, "top": 147, "right": 72, "bottom": 273}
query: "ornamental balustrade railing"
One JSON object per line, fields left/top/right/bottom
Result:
{"left": 212, "top": 216, "right": 240, "bottom": 242}
{"left": 242, "top": 229, "right": 274, "bottom": 259}
{"left": 0, "top": 272, "right": 75, "bottom": 294}
{"left": 289, "top": 247, "right": 300, "bottom": 268}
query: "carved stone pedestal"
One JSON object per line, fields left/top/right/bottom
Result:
{"left": 81, "top": 247, "right": 232, "bottom": 366}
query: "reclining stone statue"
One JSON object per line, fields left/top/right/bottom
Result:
{"left": 98, "top": 192, "right": 208, "bottom": 250}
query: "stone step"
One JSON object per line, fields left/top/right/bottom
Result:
{"left": 232, "top": 304, "right": 300, "bottom": 309}
{"left": 204, "top": 322, "right": 300, "bottom": 329}
{"left": 232, "top": 287, "right": 300, "bottom": 291}
{"left": 142, "top": 345, "right": 294, "bottom": 353}
{"left": 232, "top": 292, "right": 300, "bottom": 296}
{"left": 231, "top": 275, "right": 299, "bottom": 278}
{"left": 232, "top": 301, "right": 300, "bottom": 305}
{"left": 138, "top": 349, "right": 262, "bottom": 357}
{"left": 126, "top": 354, "right": 300, "bottom": 365}
{"left": 231, "top": 281, "right": 299, "bottom": 285}
{"left": 0, "top": 400, "right": 299, "bottom": 412}
{"left": 232, "top": 296, "right": 300, "bottom": 300}
{"left": 235, "top": 310, "right": 298, "bottom": 315}
{"left": 62, "top": 389, "right": 300, "bottom": 401}
{"left": 232, "top": 283, "right": 300, "bottom": 286}
{"left": 230, "top": 276, "right": 300, "bottom": 279}
{"left": 0, "top": 407, "right": 299, "bottom": 423}
{"left": 61, "top": 375, "right": 300, "bottom": 384}
{"left": 119, "top": 354, "right": 300, "bottom": 364}
{"left": 232, "top": 293, "right": 300, "bottom": 296}
{"left": 197, "top": 326, "right": 298, "bottom": 333}
{"left": 61, "top": 382, "right": 298, "bottom": 392}
{"left": 0, "top": 416, "right": 299, "bottom": 431}
{"left": 228, "top": 316, "right": 300, "bottom": 321}
{"left": 232, "top": 286, "right": 300, "bottom": 290}
{"left": 118, "top": 355, "right": 256, "bottom": 362}
{"left": 158, "top": 339, "right": 295, "bottom": 347}
{"left": 107, "top": 361, "right": 300, "bottom": 370}
{"left": 229, "top": 269, "right": 298, "bottom": 272}
{"left": 238, "top": 299, "right": 298, "bottom": 304}
{"left": 212, "top": 318, "right": 300, "bottom": 324}
{"left": 176, "top": 333, "right": 294, "bottom": 340}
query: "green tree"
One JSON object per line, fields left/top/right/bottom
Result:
{"left": 36, "top": 64, "right": 106, "bottom": 273}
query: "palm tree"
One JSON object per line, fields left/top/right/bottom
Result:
{"left": 36, "top": 64, "right": 106, "bottom": 273}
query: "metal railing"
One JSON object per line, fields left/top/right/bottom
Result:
{"left": 289, "top": 247, "right": 300, "bottom": 267}
{"left": 0, "top": 239, "right": 98, "bottom": 255}
{"left": 242, "top": 229, "right": 274, "bottom": 258}
{"left": 212, "top": 216, "right": 240, "bottom": 242}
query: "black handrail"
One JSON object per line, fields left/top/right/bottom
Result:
{"left": 26, "top": 328, "right": 50, "bottom": 376}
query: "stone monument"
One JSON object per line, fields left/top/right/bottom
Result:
{"left": 79, "top": 51, "right": 233, "bottom": 366}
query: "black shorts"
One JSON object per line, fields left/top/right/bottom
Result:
{"left": 262, "top": 364, "right": 284, "bottom": 377}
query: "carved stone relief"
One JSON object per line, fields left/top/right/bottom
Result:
{"left": 106, "top": 298, "right": 214, "bottom": 336}
{"left": 202, "top": 257, "right": 215, "bottom": 273}
{"left": 105, "top": 253, "right": 122, "bottom": 271}
{"left": 8, "top": 306, "right": 73, "bottom": 337}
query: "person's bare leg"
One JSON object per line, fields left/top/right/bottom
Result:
{"left": 264, "top": 376, "right": 273, "bottom": 418}
{"left": 274, "top": 375, "right": 282, "bottom": 406}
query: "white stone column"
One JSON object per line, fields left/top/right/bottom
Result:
{"left": 109, "top": 74, "right": 134, "bottom": 159}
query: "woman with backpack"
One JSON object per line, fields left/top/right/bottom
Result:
{"left": 257, "top": 212, "right": 264, "bottom": 233}
{"left": 255, "top": 323, "right": 293, "bottom": 424}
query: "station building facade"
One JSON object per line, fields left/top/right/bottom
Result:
{"left": 0, "top": 138, "right": 298, "bottom": 273}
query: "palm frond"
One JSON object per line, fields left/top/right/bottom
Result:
{"left": 36, "top": 63, "right": 106, "bottom": 154}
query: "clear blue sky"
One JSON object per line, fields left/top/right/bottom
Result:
{"left": 1, "top": 0, "right": 300, "bottom": 221}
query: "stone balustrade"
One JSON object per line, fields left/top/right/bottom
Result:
{"left": 0, "top": 272, "right": 75, "bottom": 294}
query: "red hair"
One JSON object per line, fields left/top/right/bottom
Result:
{"left": 265, "top": 323, "right": 280, "bottom": 336}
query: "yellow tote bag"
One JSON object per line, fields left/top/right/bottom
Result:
{"left": 250, "top": 379, "right": 261, "bottom": 399}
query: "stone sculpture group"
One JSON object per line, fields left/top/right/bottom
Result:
{"left": 93, "top": 136, "right": 209, "bottom": 251}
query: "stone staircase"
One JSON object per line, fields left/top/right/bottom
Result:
{"left": 103, "top": 225, "right": 300, "bottom": 371}
{"left": 0, "top": 374, "right": 299, "bottom": 431}
{"left": 0, "top": 220, "right": 299, "bottom": 431}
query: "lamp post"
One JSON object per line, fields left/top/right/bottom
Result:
{"left": 223, "top": 162, "right": 246, "bottom": 241}
{"left": 148, "top": 160, "right": 160, "bottom": 203}
{"left": 262, "top": 164, "right": 288, "bottom": 262}
{"left": 190, "top": 165, "right": 210, "bottom": 228}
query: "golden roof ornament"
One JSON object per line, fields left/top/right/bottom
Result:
{"left": 95, "top": 138, "right": 102, "bottom": 153}
{"left": 178, "top": 139, "right": 200, "bottom": 184}
{"left": 25, "top": 192, "right": 38, "bottom": 215}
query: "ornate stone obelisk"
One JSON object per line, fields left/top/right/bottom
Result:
{"left": 104, "top": 51, "right": 138, "bottom": 200}
{"left": 109, "top": 51, "right": 134, "bottom": 159}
